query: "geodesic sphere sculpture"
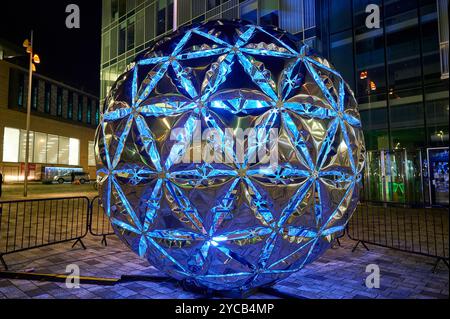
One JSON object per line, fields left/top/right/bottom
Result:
{"left": 95, "top": 20, "right": 366, "bottom": 292}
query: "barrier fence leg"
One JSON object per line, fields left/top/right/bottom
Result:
{"left": 0, "top": 254, "right": 8, "bottom": 271}
{"left": 72, "top": 238, "right": 87, "bottom": 250}
{"left": 101, "top": 235, "right": 108, "bottom": 247}
{"left": 351, "top": 240, "right": 369, "bottom": 253}
{"left": 432, "top": 258, "right": 450, "bottom": 273}
{"left": 331, "top": 238, "right": 341, "bottom": 249}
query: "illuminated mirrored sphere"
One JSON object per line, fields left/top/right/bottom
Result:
{"left": 95, "top": 20, "right": 366, "bottom": 292}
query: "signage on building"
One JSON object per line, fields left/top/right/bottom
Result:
{"left": 427, "top": 147, "right": 449, "bottom": 206}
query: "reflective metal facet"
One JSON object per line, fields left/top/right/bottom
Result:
{"left": 95, "top": 20, "right": 366, "bottom": 292}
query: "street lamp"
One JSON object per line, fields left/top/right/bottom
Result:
{"left": 22, "top": 31, "right": 40, "bottom": 197}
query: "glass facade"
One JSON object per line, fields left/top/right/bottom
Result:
{"left": 320, "top": 0, "right": 449, "bottom": 152}
{"left": 100, "top": 0, "right": 318, "bottom": 100}
{"left": 100, "top": 0, "right": 448, "bottom": 205}
{"left": 319, "top": 0, "right": 449, "bottom": 204}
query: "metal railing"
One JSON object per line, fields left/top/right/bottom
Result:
{"left": 1, "top": 196, "right": 449, "bottom": 272}
{"left": 347, "top": 201, "right": 449, "bottom": 271}
{"left": 0, "top": 197, "right": 90, "bottom": 270}
{"left": 89, "top": 196, "right": 115, "bottom": 246}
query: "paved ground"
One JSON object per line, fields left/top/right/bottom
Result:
{"left": 0, "top": 183, "right": 98, "bottom": 201}
{"left": 0, "top": 235, "right": 448, "bottom": 299}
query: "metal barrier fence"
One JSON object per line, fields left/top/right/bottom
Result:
{"left": 1, "top": 196, "right": 449, "bottom": 272}
{"left": 89, "top": 196, "right": 115, "bottom": 246}
{"left": 347, "top": 201, "right": 449, "bottom": 271}
{"left": 0, "top": 197, "right": 90, "bottom": 270}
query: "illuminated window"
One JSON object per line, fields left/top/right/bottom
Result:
{"left": 19, "top": 130, "right": 34, "bottom": 163}
{"left": 69, "top": 138, "right": 80, "bottom": 166}
{"left": 47, "top": 134, "right": 59, "bottom": 164}
{"left": 34, "top": 132, "right": 47, "bottom": 163}
{"left": 58, "top": 136, "right": 70, "bottom": 165}
{"left": 2, "top": 127, "right": 80, "bottom": 166}
{"left": 2, "top": 128, "right": 20, "bottom": 162}
{"left": 88, "top": 141, "right": 96, "bottom": 166}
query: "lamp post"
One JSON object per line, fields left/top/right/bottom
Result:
{"left": 173, "top": 0, "right": 178, "bottom": 31}
{"left": 22, "top": 31, "right": 40, "bottom": 197}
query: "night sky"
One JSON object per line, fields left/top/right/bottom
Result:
{"left": 0, "top": 0, "right": 102, "bottom": 96}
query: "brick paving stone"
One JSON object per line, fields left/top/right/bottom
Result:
{"left": 0, "top": 235, "right": 448, "bottom": 299}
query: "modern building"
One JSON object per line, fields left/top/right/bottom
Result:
{"left": 0, "top": 40, "right": 100, "bottom": 183}
{"left": 100, "top": 0, "right": 317, "bottom": 100}
{"left": 316, "top": 0, "right": 449, "bottom": 205}
{"left": 99, "top": 0, "right": 449, "bottom": 205}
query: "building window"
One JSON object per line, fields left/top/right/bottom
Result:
{"left": 207, "top": 0, "right": 220, "bottom": 11}
{"left": 34, "top": 132, "right": 47, "bottom": 163}
{"left": 330, "top": 30, "right": 355, "bottom": 91}
{"left": 68, "top": 92, "right": 74, "bottom": 119}
{"left": 127, "top": 17, "right": 135, "bottom": 51}
{"left": 260, "top": 0, "right": 279, "bottom": 27}
{"left": 58, "top": 136, "right": 69, "bottom": 165}
{"left": 2, "top": 127, "right": 20, "bottom": 162}
{"left": 31, "top": 81, "right": 39, "bottom": 110}
{"left": 87, "top": 99, "right": 92, "bottom": 124}
{"left": 47, "top": 134, "right": 59, "bottom": 164}
{"left": 18, "top": 73, "right": 25, "bottom": 108}
{"left": 437, "top": 0, "right": 449, "bottom": 79}
{"left": 385, "top": 6, "right": 421, "bottom": 91}
{"left": 359, "top": 94, "right": 389, "bottom": 151}
{"left": 389, "top": 89, "right": 426, "bottom": 150}
{"left": 422, "top": 0, "right": 443, "bottom": 84}
{"left": 56, "top": 88, "right": 63, "bottom": 117}
{"left": 329, "top": 0, "right": 352, "bottom": 33}
{"left": 157, "top": 0, "right": 167, "bottom": 36}
{"left": 119, "top": 0, "right": 127, "bottom": 17}
{"left": 240, "top": 0, "right": 258, "bottom": 24}
{"left": 19, "top": 130, "right": 34, "bottom": 163}
{"left": 77, "top": 96, "right": 84, "bottom": 122}
{"left": 425, "top": 83, "right": 449, "bottom": 146}
{"left": 95, "top": 103, "right": 100, "bottom": 126}
{"left": 88, "top": 141, "right": 96, "bottom": 166}
{"left": 135, "top": 10, "right": 145, "bottom": 47}
{"left": 145, "top": 3, "right": 156, "bottom": 43}
{"left": 69, "top": 138, "right": 80, "bottom": 166}
{"left": 119, "top": 22, "right": 127, "bottom": 55}
{"left": 111, "top": 0, "right": 119, "bottom": 20}
{"left": 44, "top": 83, "right": 51, "bottom": 113}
